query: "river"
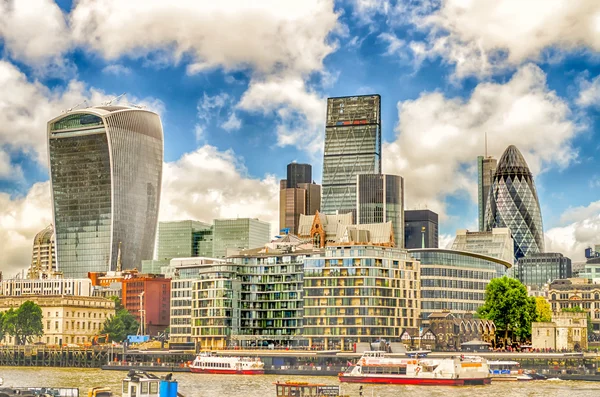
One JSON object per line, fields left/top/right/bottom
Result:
{"left": 1, "top": 368, "right": 600, "bottom": 397}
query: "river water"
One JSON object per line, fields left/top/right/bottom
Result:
{"left": 1, "top": 368, "right": 600, "bottom": 397}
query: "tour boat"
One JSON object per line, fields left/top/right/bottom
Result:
{"left": 339, "top": 351, "right": 491, "bottom": 386}
{"left": 189, "top": 352, "right": 265, "bottom": 375}
{"left": 488, "top": 360, "right": 533, "bottom": 381}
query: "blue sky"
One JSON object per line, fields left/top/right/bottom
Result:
{"left": 1, "top": 0, "right": 600, "bottom": 274}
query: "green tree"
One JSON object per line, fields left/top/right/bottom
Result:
{"left": 101, "top": 299, "right": 138, "bottom": 342}
{"left": 477, "top": 277, "right": 537, "bottom": 345}
{"left": 535, "top": 296, "right": 552, "bottom": 322}
{"left": 562, "top": 306, "right": 585, "bottom": 313}
{"left": 3, "top": 301, "right": 44, "bottom": 345}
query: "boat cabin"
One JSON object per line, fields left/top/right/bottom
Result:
{"left": 122, "top": 371, "right": 178, "bottom": 397}
{"left": 274, "top": 381, "right": 344, "bottom": 397}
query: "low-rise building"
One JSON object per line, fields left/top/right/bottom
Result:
{"left": 422, "top": 312, "right": 496, "bottom": 351}
{"left": 1, "top": 277, "right": 92, "bottom": 297}
{"left": 0, "top": 295, "right": 115, "bottom": 346}
{"left": 548, "top": 278, "right": 600, "bottom": 333}
{"left": 303, "top": 245, "right": 420, "bottom": 350}
{"left": 409, "top": 249, "right": 511, "bottom": 320}
{"left": 532, "top": 311, "right": 587, "bottom": 351}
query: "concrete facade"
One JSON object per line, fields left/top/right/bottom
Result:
{"left": 532, "top": 311, "right": 587, "bottom": 351}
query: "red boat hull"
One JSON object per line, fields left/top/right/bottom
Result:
{"left": 190, "top": 367, "right": 264, "bottom": 375}
{"left": 338, "top": 375, "right": 491, "bottom": 386}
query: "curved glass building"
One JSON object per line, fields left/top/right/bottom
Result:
{"left": 48, "top": 106, "right": 163, "bottom": 278}
{"left": 409, "top": 248, "right": 511, "bottom": 320}
{"left": 484, "top": 145, "right": 544, "bottom": 260}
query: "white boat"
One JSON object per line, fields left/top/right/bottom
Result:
{"left": 339, "top": 351, "right": 491, "bottom": 386}
{"left": 488, "top": 360, "right": 533, "bottom": 381}
{"left": 190, "top": 352, "right": 264, "bottom": 375}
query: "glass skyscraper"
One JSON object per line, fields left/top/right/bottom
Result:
{"left": 477, "top": 155, "right": 497, "bottom": 231}
{"left": 212, "top": 218, "right": 271, "bottom": 258}
{"left": 321, "top": 95, "right": 381, "bottom": 219}
{"left": 157, "top": 220, "right": 213, "bottom": 260}
{"left": 484, "top": 145, "right": 544, "bottom": 261}
{"left": 356, "top": 174, "right": 404, "bottom": 248}
{"left": 48, "top": 106, "right": 163, "bottom": 278}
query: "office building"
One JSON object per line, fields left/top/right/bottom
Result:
{"left": 451, "top": 228, "right": 514, "bottom": 265}
{"left": 279, "top": 163, "right": 321, "bottom": 235}
{"left": 157, "top": 220, "right": 213, "bottom": 259}
{"left": 48, "top": 106, "right": 164, "bottom": 278}
{"left": 0, "top": 295, "right": 115, "bottom": 346}
{"left": 477, "top": 155, "right": 497, "bottom": 231}
{"left": 286, "top": 163, "right": 312, "bottom": 189}
{"left": 321, "top": 95, "right": 381, "bottom": 218}
{"left": 212, "top": 218, "right": 271, "bottom": 258}
{"left": 303, "top": 245, "right": 420, "bottom": 350}
{"left": 409, "top": 249, "right": 511, "bottom": 320}
{"left": 29, "top": 224, "right": 57, "bottom": 279}
{"left": 518, "top": 253, "right": 572, "bottom": 288}
{"left": 404, "top": 210, "right": 438, "bottom": 249}
{"left": 484, "top": 145, "right": 544, "bottom": 261}
{"left": 580, "top": 256, "right": 600, "bottom": 283}
{"left": 548, "top": 278, "right": 600, "bottom": 332}
{"left": 356, "top": 174, "right": 404, "bottom": 248}
{"left": 122, "top": 274, "right": 170, "bottom": 336}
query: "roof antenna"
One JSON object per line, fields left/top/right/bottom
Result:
{"left": 484, "top": 131, "right": 488, "bottom": 158}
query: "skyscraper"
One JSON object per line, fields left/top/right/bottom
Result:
{"left": 279, "top": 163, "right": 321, "bottom": 235}
{"left": 477, "top": 155, "right": 497, "bottom": 231}
{"left": 356, "top": 174, "right": 404, "bottom": 248}
{"left": 404, "top": 209, "right": 439, "bottom": 249}
{"left": 484, "top": 145, "right": 544, "bottom": 261}
{"left": 48, "top": 106, "right": 163, "bottom": 278}
{"left": 212, "top": 218, "right": 271, "bottom": 258}
{"left": 321, "top": 95, "right": 381, "bottom": 219}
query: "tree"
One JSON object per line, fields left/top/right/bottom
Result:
{"left": 3, "top": 301, "right": 44, "bottom": 345}
{"left": 535, "top": 296, "right": 552, "bottom": 322}
{"left": 101, "top": 299, "right": 139, "bottom": 342}
{"left": 562, "top": 306, "right": 585, "bottom": 313}
{"left": 477, "top": 277, "right": 537, "bottom": 345}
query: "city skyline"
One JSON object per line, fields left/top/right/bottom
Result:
{"left": 1, "top": 1, "right": 600, "bottom": 275}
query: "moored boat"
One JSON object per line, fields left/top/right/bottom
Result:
{"left": 190, "top": 352, "right": 264, "bottom": 375}
{"left": 488, "top": 361, "right": 533, "bottom": 381}
{"left": 339, "top": 351, "right": 491, "bottom": 386}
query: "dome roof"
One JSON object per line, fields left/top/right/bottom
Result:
{"left": 494, "top": 145, "right": 532, "bottom": 178}
{"left": 34, "top": 224, "right": 54, "bottom": 245}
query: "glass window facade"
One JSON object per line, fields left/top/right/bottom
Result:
{"left": 321, "top": 95, "right": 381, "bottom": 218}
{"left": 518, "top": 253, "right": 571, "bottom": 288}
{"left": 410, "top": 249, "right": 511, "bottom": 320}
{"left": 303, "top": 246, "right": 420, "bottom": 349}
{"left": 484, "top": 145, "right": 544, "bottom": 261}
{"left": 404, "top": 210, "right": 438, "bottom": 249}
{"left": 157, "top": 220, "right": 213, "bottom": 260}
{"left": 48, "top": 108, "right": 163, "bottom": 278}
{"left": 212, "top": 218, "right": 271, "bottom": 258}
{"left": 477, "top": 156, "right": 497, "bottom": 232}
{"left": 357, "top": 174, "right": 404, "bottom": 248}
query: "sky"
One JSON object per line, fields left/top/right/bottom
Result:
{"left": 1, "top": 0, "right": 600, "bottom": 276}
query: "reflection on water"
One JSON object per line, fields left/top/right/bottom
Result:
{"left": 0, "top": 368, "right": 599, "bottom": 397}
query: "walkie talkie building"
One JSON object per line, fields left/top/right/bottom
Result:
{"left": 48, "top": 106, "right": 164, "bottom": 278}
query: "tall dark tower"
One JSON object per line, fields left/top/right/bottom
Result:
{"left": 286, "top": 163, "right": 312, "bottom": 189}
{"left": 279, "top": 163, "right": 321, "bottom": 235}
{"left": 485, "top": 145, "right": 544, "bottom": 261}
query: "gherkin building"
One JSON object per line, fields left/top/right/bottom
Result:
{"left": 484, "top": 145, "right": 544, "bottom": 261}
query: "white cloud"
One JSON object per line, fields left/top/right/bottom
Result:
{"left": 102, "top": 64, "right": 132, "bottom": 76}
{"left": 404, "top": 0, "right": 600, "bottom": 79}
{"left": 383, "top": 64, "right": 579, "bottom": 218}
{"left": 546, "top": 201, "right": 600, "bottom": 261}
{"left": 0, "top": 0, "right": 71, "bottom": 68}
{"left": 238, "top": 76, "right": 326, "bottom": 153}
{"left": 160, "top": 145, "right": 279, "bottom": 236}
{"left": 0, "top": 181, "right": 52, "bottom": 277}
{"left": 576, "top": 74, "right": 600, "bottom": 108}
{"left": 195, "top": 92, "right": 242, "bottom": 134}
{"left": 0, "top": 60, "right": 163, "bottom": 171}
{"left": 221, "top": 113, "right": 242, "bottom": 131}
